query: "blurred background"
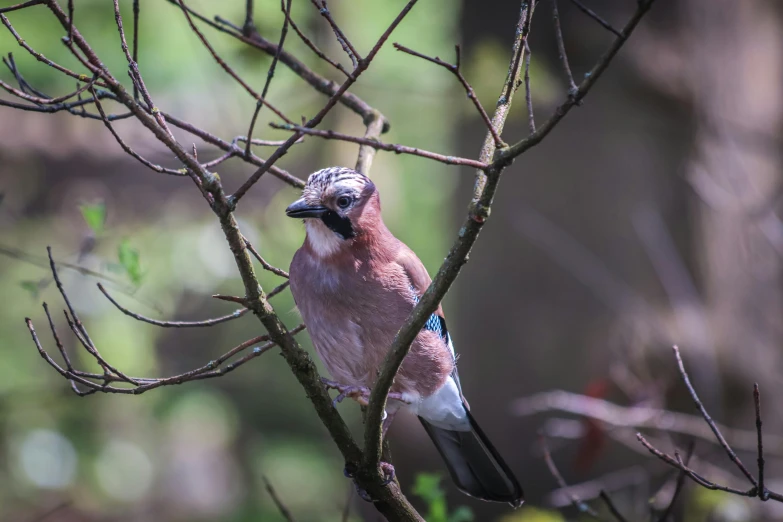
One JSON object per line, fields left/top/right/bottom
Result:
{"left": 2, "top": 0, "right": 783, "bottom": 520}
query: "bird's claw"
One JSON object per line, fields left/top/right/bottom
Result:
{"left": 322, "top": 378, "right": 372, "bottom": 406}
{"left": 321, "top": 378, "right": 410, "bottom": 407}
{"left": 342, "top": 461, "right": 396, "bottom": 502}
{"left": 379, "top": 461, "right": 396, "bottom": 486}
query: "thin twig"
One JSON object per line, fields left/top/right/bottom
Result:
{"left": 262, "top": 475, "right": 298, "bottom": 522}
{"left": 232, "top": 0, "right": 419, "bottom": 204}
{"left": 567, "top": 0, "right": 622, "bottom": 37}
{"left": 497, "top": 0, "right": 659, "bottom": 165}
{"left": 362, "top": 0, "right": 534, "bottom": 479}
{"left": 524, "top": 41, "right": 535, "bottom": 133}
{"left": 271, "top": 123, "right": 489, "bottom": 169}
{"left": 98, "top": 283, "right": 250, "bottom": 328}
{"left": 511, "top": 389, "right": 783, "bottom": 454}
{"left": 311, "top": 0, "right": 359, "bottom": 68}
{"left": 672, "top": 346, "right": 758, "bottom": 487}
{"left": 0, "top": 0, "right": 43, "bottom": 14}
{"left": 113, "top": 0, "right": 173, "bottom": 137}
{"left": 2, "top": 13, "right": 113, "bottom": 90}
{"left": 168, "top": 1, "right": 387, "bottom": 129}
{"left": 132, "top": 0, "right": 140, "bottom": 100}
{"left": 243, "top": 0, "right": 255, "bottom": 35}
{"left": 754, "top": 383, "right": 769, "bottom": 501}
{"left": 657, "top": 443, "right": 693, "bottom": 522}
{"left": 0, "top": 74, "right": 98, "bottom": 105}
{"left": 393, "top": 43, "right": 503, "bottom": 147}
{"left": 90, "top": 86, "right": 186, "bottom": 176}
{"left": 175, "top": 0, "right": 293, "bottom": 125}
{"left": 540, "top": 433, "right": 603, "bottom": 519}
{"left": 284, "top": 1, "right": 349, "bottom": 76}
{"left": 552, "top": 0, "right": 578, "bottom": 97}
{"left": 598, "top": 491, "right": 629, "bottom": 522}
{"left": 245, "top": 0, "right": 292, "bottom": 157}
{"left": 637, "top": 434, "right": 755, "bottom": 497}
{"left": 245, "top": 238, "right": 289, "bottom": 278}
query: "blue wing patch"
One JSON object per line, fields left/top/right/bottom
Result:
{"left": 424, "top": 313, "right": 448, "bottom": 342}
{"left": 411, "top": 288, "right": 463, "bottom": 395}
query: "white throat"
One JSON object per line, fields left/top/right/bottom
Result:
{"left": 305, "top": 219, "right": 343, "bottom": 258}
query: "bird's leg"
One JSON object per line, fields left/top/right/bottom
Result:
{"left": 321, "top": 378, "right": 409, "bottom": 407}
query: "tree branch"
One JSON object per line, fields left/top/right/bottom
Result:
{"left": 170, "top": 0, "right": 389, "bottom": 132}
{"left": 270, "top": 122, "right": 489, "bottom": 169}
{"left": 393, "top": 43, "right": 503, "bottom": 147}
{"left": 496, "top": 0, "right": 658, "bottom": 166}
{"left": 231, "top": 0, "right": 420, "bottom": 205}
{"left": 244, "top": 0, "right": 292, "bottom": 157}
{"left": 362, "top": 0, "right": 536, "bottom": 477}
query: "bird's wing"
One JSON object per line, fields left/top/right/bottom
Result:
{"left": 395, "top": 246, "right": 463, "bottom": 396}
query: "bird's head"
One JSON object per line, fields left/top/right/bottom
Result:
{"left": 285, "top": 167, "right": 381, "bottom": 256}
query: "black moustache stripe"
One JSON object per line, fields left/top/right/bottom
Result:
{"left": 321, "top": 210, "right": 355, "bottom": 239}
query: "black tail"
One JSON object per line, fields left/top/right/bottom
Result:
{"left": 419, "top": 409, "right": 524, "bottom": 507}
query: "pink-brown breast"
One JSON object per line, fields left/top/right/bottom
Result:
{"left": 289, "top": 234, "right": 453, "bottom": 399}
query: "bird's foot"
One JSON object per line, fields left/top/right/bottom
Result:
{"left": 343, "top": 461, "right": 396, "bottom": 502}
{"left": 379, "top": 461, "right": 396, "bottom": 486}
{"left": 321, "top": 378, "right": 409, "bottom": 407}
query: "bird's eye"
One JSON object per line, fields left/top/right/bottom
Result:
{"left": 336, "top": 195, "right": 352, "bottom": 209}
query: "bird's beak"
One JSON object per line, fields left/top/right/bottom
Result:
{"left": 285, "top": 198, "right": 328, "bottom": 219}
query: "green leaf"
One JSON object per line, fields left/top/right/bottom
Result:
{"left": 412, "top": 473, "right": 448, "bottom": 522}
{"left": 118, "top": 239, "right": 143, "bottom": 286}
{"left": 79, "top": 201, "right": 106, "bottom": 235}
{"left": 412, "top": 472, "right": 444, "bottom": 504}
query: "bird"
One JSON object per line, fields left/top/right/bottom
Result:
{"left": 285, "top": 166, "right": 523, "bottom": 507}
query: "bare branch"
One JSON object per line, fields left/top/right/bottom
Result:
{"left": 362, "top": 0, "right": 536, "bottom": 476}
{"left": 393, "top": 43, "right": 503, "bottom": 147}
{"left": 174, "top": 0, "right": 293, "bottom": 125}
{"left": 271, "top": 123, "right": 489, "bottom": 169}
{"left": 754, "top": 384, "right": 769, "bottom": 500}
{"left": 0, "top": 0, "right": 43, "bottom": 14}
{"left": 232, "top": 0, "right": 420, "bottom": 205}
{"left": 637, "top": 434, "right": 755, "bottom": 497}
{"left": 598, "top": 491, "right": 629, "bottom": 522}
{"left": 262, "top": 475, "right": 298, "bottom": 522}
{"left": 524, "top": 41, "right": 535, "bottom": 133}
{"left": 283, "top": 0, "right": 349, "bottom": 76}
{"left": 311, "top": 0, "right": 360, "bottom": 68}
{"left": 172, "top": 2, "right": 388, "bottom": 130}
{"left": 497, "top": 0, "right": 658, "bottom": 165}
{"left": 567, "top": 0, "right": 622, "bottom": 37}
{"left": 511, "top": 389, "right": 783, "bottom": 454}
{"left": 98, "top": 283, "right": 250, "bottom": 328}
{"left": 672, "top": 346, "right": 758, "bottom": 487}
{"left": 243, "top": 0, "right": 255, "bottom": 35}
{"left": 354, "top": 110, "right": 385, "bottom": 175}
{"left": 245, "top": 238, "right": 290, "bottom": 279}
{"left": 656, "top": 443, "right": 693, "bottom": 522}
{"left": 540, "top": 433, "right": 604, "bottom": 520}
{"left": 245, "top": 0, "right": 292, "bottom": 157}
{"left": 113, "top": 0, "right": 173, "bottom": 137}
{"left": 0, "top": 73, "right": 98, "bottom": 104}
{"left": 132, "top": 0, "right": 139, "bottom": 100}
{"left": 552, "top": 0, "right": 578, "bottom": 97}
{"left": 90, "top": 86, "right": 187, "bottom": 176}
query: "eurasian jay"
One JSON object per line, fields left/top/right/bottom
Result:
{"left": 286, "top": 166, "right": 523, "bottom": 507}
